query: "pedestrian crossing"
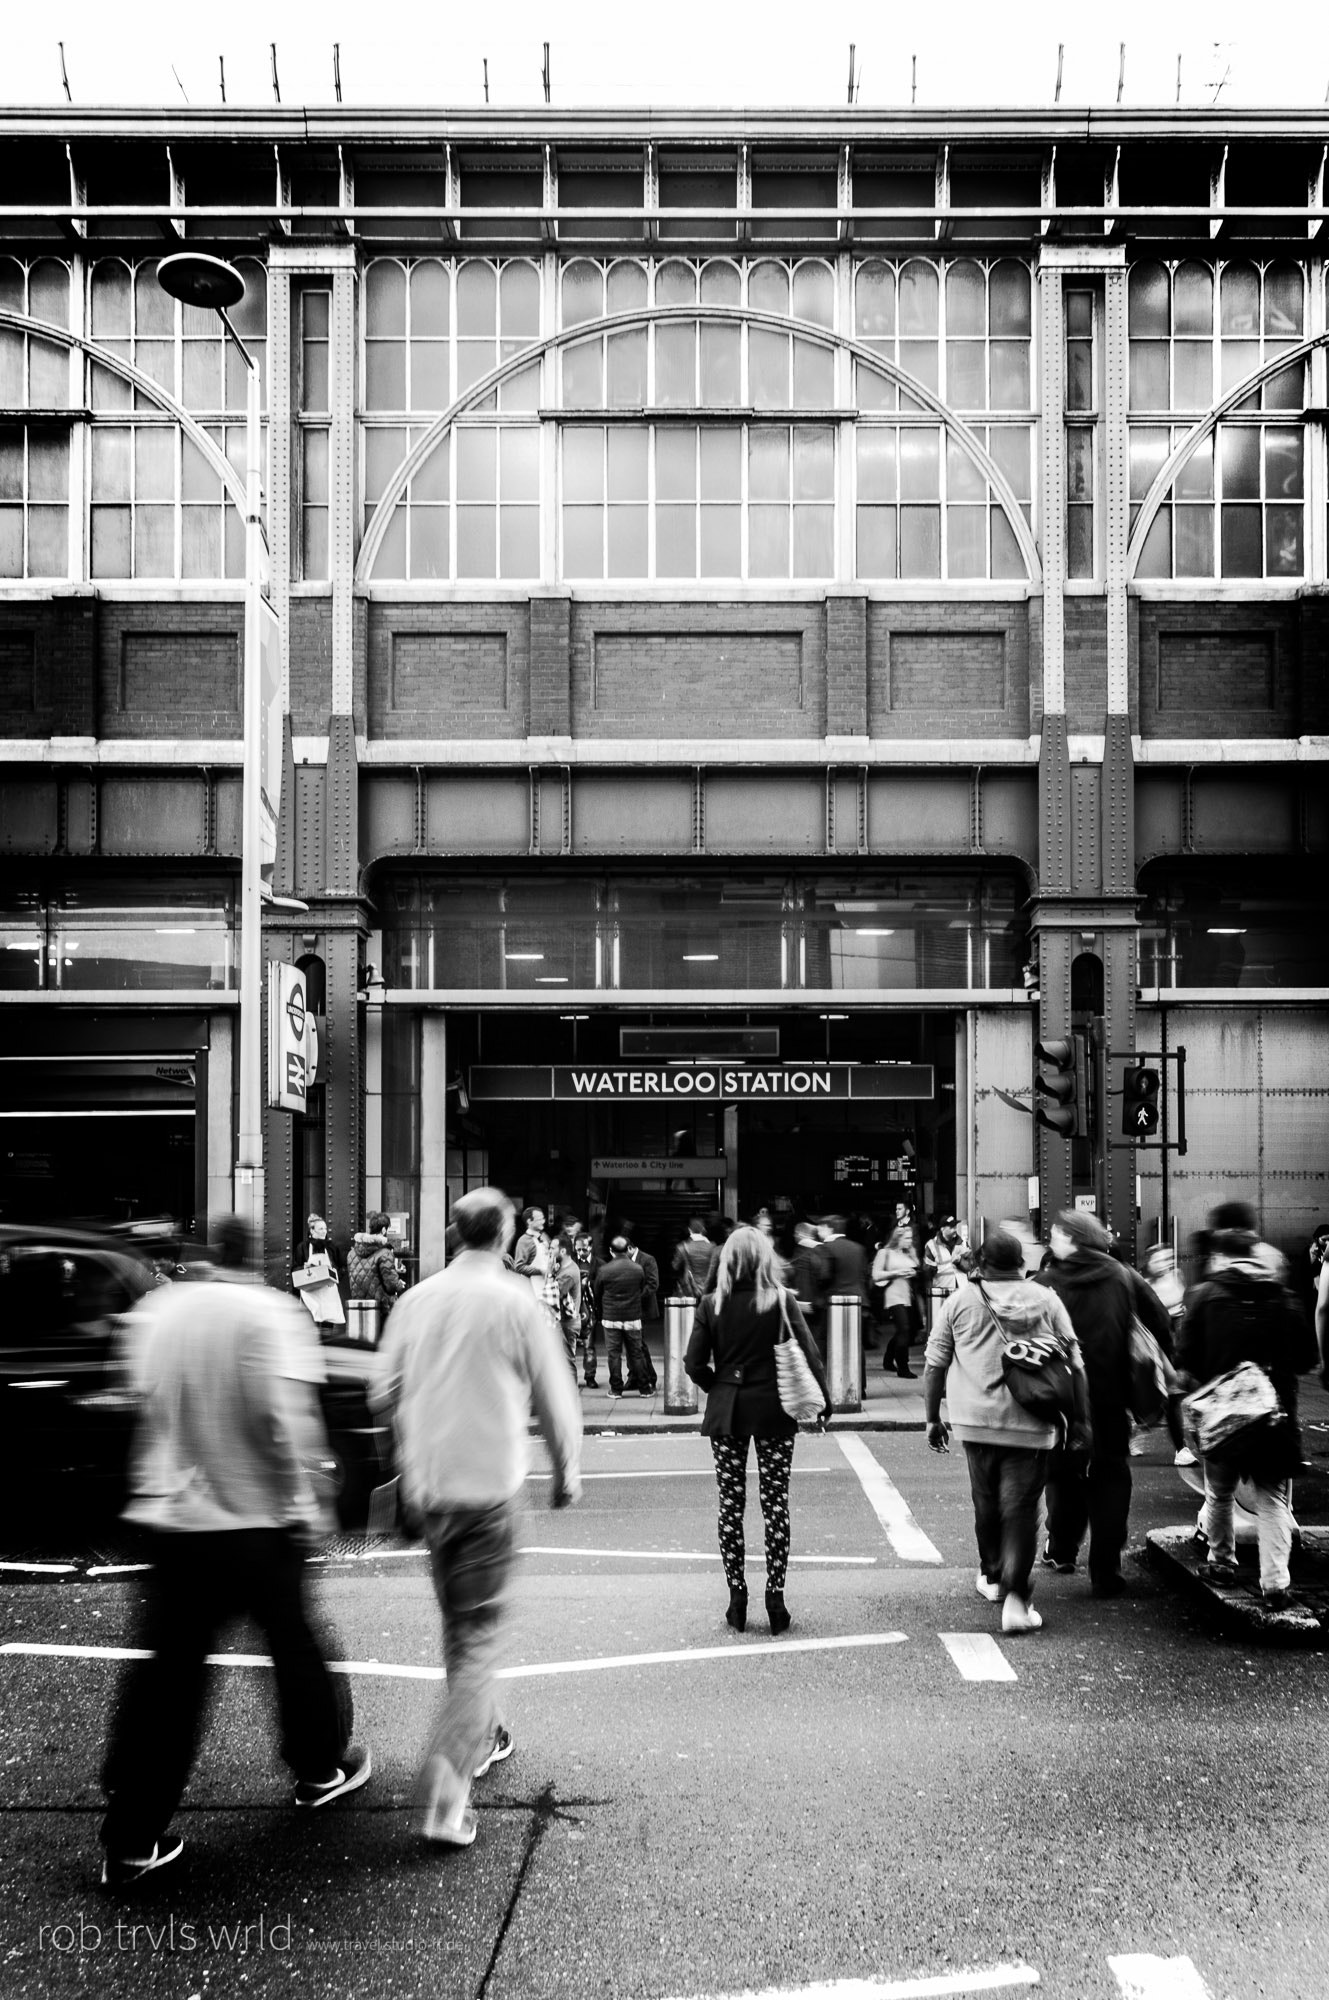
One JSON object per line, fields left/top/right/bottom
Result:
{"left": 659, "top": 1957, "right": 1215, "bottom": 1999}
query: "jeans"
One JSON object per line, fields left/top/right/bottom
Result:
{"left": 1202, "top": 1458, "right": 1294, "bottom": 1594}
{"left": 885, "top": 1304, "right": 914, "bottom": 1373}
{"left": 962, "top": 1442, "right": 1048, "bottom": 1601}
{"left": 604, "top": 1319, "right": 653, "bottom": 1392}
{"left": 1045, "top": 1448, "right": 1132, "bottom": 1585}
{"left": 101, "top": 1528, "right": 350, "bottom": 1858}
{"left": 417, "top": 1499, "right": 518, "bottom": 1806}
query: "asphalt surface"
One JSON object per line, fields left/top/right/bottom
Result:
{"left": 3, "top": 1427, "right": 1328, "bottom": 2000}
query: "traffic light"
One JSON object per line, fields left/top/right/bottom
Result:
{"left": 1121, "top": 1063, "right": 1162, "bottom": 1139}
{"left": 1035, "top": 1035, "right": 1085, "bottom": 1138}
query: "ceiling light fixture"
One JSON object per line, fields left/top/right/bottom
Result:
{"left": 682, "top": 953, "right": 720, "bottom": 962}
{"left": 1206, "top": 927, "right": 1247, "bottom": 936}
{"left": 854, "top": 927, "right": 895, "bottom": 937}
{"left": 504, "top": 951, "right": 544, "bottom": 961}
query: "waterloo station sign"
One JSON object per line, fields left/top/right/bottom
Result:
{"left": 469, "top": 1064, "right": 934, "bottom": 1102}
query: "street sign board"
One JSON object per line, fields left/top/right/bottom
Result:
{"left": 469, "top": 1063, "right": 934, "bottom": 1102}
{"left": 267, "top": 962, "right": 308, "bottom": 1113}
{"left": 591, "top": 1157, "right": 728, "bottom": 1179}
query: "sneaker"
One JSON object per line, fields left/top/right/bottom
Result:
{"left": 422, "top": 1763, "right": 477, "bottom": 1848}
{"left": 1174, "top": 1446, "right": 1198, "bottom": 1468}
{"left": 975, "top": 1571, "right": 1003, "bottom": 1603}
{"left": 294, "top": 1744, "right": 372, "bottom": 1809}
{"left": 1261, "top": 1589, "right": 1294, "bottom": 1611}
{"left": 100, "top": 1837, "right": 184, "bottom": 1890}
{"left": 473, "top": 1726, "right": 514, "bottom": 1779}
{"left": 1205, "top": 1555, "right": 1240, "bottom": 1580}
{"left": 1001, "top": 1592, "right": 1043, "bottom": 1635}
{"left": 1040, "top": 1547, "right": 1075, "bottom": 1575}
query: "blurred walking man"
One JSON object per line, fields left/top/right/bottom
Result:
{"left": 100, "top": 1217, "right": 366, "bottom": 1891}
{"left": 376, "top": 1187, "right": 582, "bottom": 1848}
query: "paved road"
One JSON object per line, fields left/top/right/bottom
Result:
{"left": 2, "top": 1429, "right": 1327, "bottom": 2000}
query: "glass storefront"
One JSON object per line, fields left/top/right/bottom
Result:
{"left": 1138, "top": 861, "right": 1328, "bottom": 988}
{"left": 0, "top": 878, "right": 236, "bottom": 992}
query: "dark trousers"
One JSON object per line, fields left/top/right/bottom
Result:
{"left": 885, "top": 1304, "right": 913, "bottom": 1372}
{"left": 101, "top": 1528, "right": 349, "bottom": 1858}
{"left": 962, "top": 1442, "right": 1048, "bottom": 1601}
{"left": 605, "top": 1320, "right": 653, "bottom": 1391}
{"left": 1045, "top": 1449, "right": 1132, "bottom": 1584}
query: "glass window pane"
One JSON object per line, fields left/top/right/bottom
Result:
{"left": 136, "top": 269, "right": 173, "bottom": 337}
{"left": 989, "top": 341, "right": 1029, "bottom": 409}
{"left": 607, "top": 262, "right": 648, "bottom": 313}
{"left": 1220, "top": 339, "right": 1260, "bottom": 399}
{"left": 1129, "top": 342, "right": 1169, "bottom": 409}
{"left": 857, "top": 428, "right": 896, "bottom": 501}
{"left": 499, "top": 505, "right": 540, "bottom": 578}
{"left": 364, "top": 427, "right": 408, "bottom": 506}
{"left": 28, "top": 260, "right": 70, "bottom": 327}
{"left": 0, "top": 506, "right": 22, "bottom": 575}
{"left": 1220, "top": 504, "right": 1262, "bottom": 577}
{"left": 562, "top": 261, "right": 603, "bottom": 327}
{"left": 562, "top": 504, "right": 602, "bottom": 578}
{"left": 182, "top": 507, "right": 221, "bottom": 578}
{"left": 898, "top": 340, "right": 938, "bottom": 393}
{"left": 1065, "top": 291, "right": 1093, "bottom": 339}
{"left": 657, "top": 261, "right": 697, "bottom": 307}
{"left": 1065, "top": 428, "right": 1094, "bottom": 503}
{"left": 899, "top": 505, "right": 941, "bottom": 578}
{"left": 302, "top": 343, "right": 329, "bottom": 412}
{"left": 302, "top": 429, "right": 329, "bottom": 504}
{"left": 1135, "top": 506, "right": 1171, "bottom": 578}
{"left": 457, "top": 262, "right": 496, "bottom": 337}
{"left": 1129, "top": 262, "right": 1170, "bottom": 336}
{"left": 989, "top": 261, "right": 1031, "bottom": 335}
{"left": 457, "top": 426, "right": 499, "bottom": 502}
{"left": 0, "top": 330, "right": 23, "bottom": 404}
{"left": 946, "top": 340, "right": 985, "bottom": 410}
{"left": 792, "top": 262, "right": 833, "bottom": 327}
{"left": 990, "top": 426, "right": 1031, "bottom": 501}
{"left": 1263, "top": 264, "right": 1303, "bottom": 337}
{"left": 500, "top": 262, "right": 540, "bottom": 339}
{"left": 748, "top": 504, "right": 788, "bottom": 577}
{"left": 1066, "top": 341, "right": 1093, "bottom": 412}
{"left": 606, "top": 328, "right": 647, "bottom": 406}
{"left": 947, "top": 505, "right": 986, "bottom": 578}
{"left": 28, "top": 433, "right": 68, "bottom": 503}
{"left": 412, "top": 444, "right": 449, "bottom": 504}
{"left": 749, "top": 328, "right": 789, "bottom": 408}
{"left": 92, "top": 264, "right": 132, "bottom": 339}
{"left": 792, "top": 426, "right": 834, "bottom": 500}
{"left": 606, "top": 503, "right": 647, "bottom": 578}
{"left": 701, "top": 260, "right": 741, "bottom": 306}
{"left": 1220, "top": 264, "right": 1259, "bottom": 336}
{"left": 608, "top": 426, "right": 648, "bottom": 501}
{"left": 792, "top": 504, "right": 834, "bottom": 576}
{"left": 898, "top": 261, "right": 938, "bottom": 335}
{"left": 856, "top": 262, "right": 895, "bottom": 339}
{"left": 655, "top": 324, "right": 696, "bottom": 406}
{"left": 90, "top": 507, "right": 131, "bottom": 576}
{"left": 499, "top": 360, "right": 541, "bottom": 412}
{"left": 183, "top": 341, "right": 222, "bottom": 409}
{"left": 411, "top": 261, "right": 449, "bottom": 336}
{"left": 748, "top": 427, "right": 789, "bottom": 501}
{"left": 1173, "top": 262, "right": 1213, "bottom": 336}
{"left": 856, "top": 504, "right": 896, "bottom": 579}
{"left": 366, "top": 342, "right": 406, "bottom": 409}
{"left": 700, "top": 427, "right": 741, "bottom": 500}
{"left": 455, "top": 341, "right": 493, "bottom": 395}
{"left": 372, "top": 510, "right": 407, "bottom": 580}
{"left": 27, "top": 504, "right": 67, "bottom": 577}
{"left": 1174, "top": 506, "right": 1213, "bottom": 577}
{"left": 0, "top": 261, "right": 21, "bottom": 313}
{"left": 991, "top": 508, "right": 1023, "bottom": 580}
{"left": 1172, "top": 343, "right": 1212, "bottom": 410}
{"left": 1264, "top": 427, "right": 1303, "bottom": 499}
{"left": 561, "top": 427, "right": 603, "bottom": 504}
{"left": 135, "top": 505, "right": 174, "bottom": 576}
{"left": 91, "top": 428, "right": 131, "bottom": 500}
{"left": 656, "top": 504, "right": 696, "bottom": 578}
{"left": 856, "top": 361, "right": 896, "bottom": 412}
{"left": 700, "top": 324, "right": 740, "bottom": 404}
{"left": 749, "top": 262, "right": 788, "bottom": 315}
{"left": 700, "top": 504, "right": 740, "bottom": 576}
{"left": 456, "top": 504, "right": 497, "bottom": 577}
{"left": 1176, "top": 433, "right": 1213, "bottom": 499}
{"left": 136, "top": 341, "right": 175, "bottom": 395}
{"left": 1261, "top": 357, "right": 1304, "bottom": 412}
{"left": 561, "top": 339, "right": 603, "bottom": 406}
{"left": 792, "top": 338, "right": 833, "bottom": 407}
{"left": 409, "top": 510, "right": 448, "bottom": 579}
{"left": 1220, "top": 426, "right": 1260, "bottom": 500}
{"left": 1129, "top": 427, "right": 1169, "bottom": 501}
{"left": 899, "top": 427, "right": 939, "bottom": 499}
{"left": 1265, "top": 505, "right": 1302, "bottom": 577}
{"left": 0, "top": 433, "right": 22, "bottom": 502}
{"left": 1066, "top": 506, "right": 1094, "bottom": 579}
{"left": 29, "top": 339, "right": 69, "bottom": 407}
{"left": 945, "top": 261, "right": 985, "bottom": 336}
{"left": 410, "top": 341, "right": 449, "bottom": 410}
{"left": 656, "top": 427, "right": 696, "bottom": 501}
{"left": 500, "top": 428, "right": 540, "bottom": 500}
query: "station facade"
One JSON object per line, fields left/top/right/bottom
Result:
{"left": 1, "top": 105, "right": 1326, "bottom": 1280}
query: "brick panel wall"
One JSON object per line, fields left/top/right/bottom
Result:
{"left": 1138, "top": 602, "right": 1303, "bottom": 737}
{"left": 570, "top": 601, "right": 825, "bottom": 737}
{"left": 97, "top": 603, "right": 245, "bottom": 738}
{"left": 289, "top": 597, "right": 333, "bottom": 736}
{"left": 366, "top": 602, "right": 529, "bottom": 737}
{"left": 530, "top": 594, "right": 572, "bottom": 735}
{"left": 826, "top": 595, "right": 867, "bottom": 734}
{"left": 866, "top": 602, "right": 1030, "bottom": 737}
{"left": 0, "top": 598, "right": 97, "bottom": 738}
{"left": 1063, "top": 598, "right": 1109, "bottom": 732}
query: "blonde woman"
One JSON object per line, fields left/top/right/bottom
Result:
{"left": 685, "top": 1226, "right": 831, "bottom": 1636}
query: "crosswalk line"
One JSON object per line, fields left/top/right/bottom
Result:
{"left": 1108, "top": 1956, "right": 1213, "bottom": 2000}
{"left": 938, "top": 1633, "right": 1018, "bottom": 1682}
{"left": 836, "top": 1435, "right": 944, "bottom": 1563}
{"left": 660, "top": 1968, "right": 1040, "bottom": 1998}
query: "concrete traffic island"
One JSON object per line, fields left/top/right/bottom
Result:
{"left": 1145, "top": 1524, "right": 1329, "bottom": 1643}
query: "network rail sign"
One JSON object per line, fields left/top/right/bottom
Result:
{"left": 468, "top": 1064, "right": 934, "bottom": 1102}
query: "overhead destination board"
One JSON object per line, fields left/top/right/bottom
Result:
{"left": 468, "top": 1064, "right": 934, "bottom": 1102}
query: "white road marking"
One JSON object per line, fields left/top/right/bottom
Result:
{"left": 835, "top": 1435, "right": 944, "bottom": 1563}
{"left": 0, "top": 1629, "right": 908, "bottom": 1683}
{"left": 1108, "top": 1955, "right": 1213, "bottom": 2000}
{"left": 660, "top": 1966, "right": 1040, "bottom": 1998}
{"left": 519, "top": 1545, "right": 875, "bottom": 1565}
{"left": 938, "top": 1634, "right": 1018, "bottom": 1683}
{"left": 0, "top": 1561, "right": 77, "bottom": 1574}
{"left": 85, "top": 1564, "right": 151, "bottom": 1576}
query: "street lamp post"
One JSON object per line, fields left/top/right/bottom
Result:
{"left": 158, "top": 254, "right": 267, "bottom": 1241}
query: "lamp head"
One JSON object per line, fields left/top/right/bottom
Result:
{"left": 156, "top": 252, "right": 247, "bottom": 311}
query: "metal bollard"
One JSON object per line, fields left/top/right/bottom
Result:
{"left": 827, "top": 1294, "right": 862, "bottom": 1413}
{"left": 345, "top": 1299, "right": 381, "bottom": 1347}
{"left": 663, "top": 1296, "right": 699, "bottom": 1414}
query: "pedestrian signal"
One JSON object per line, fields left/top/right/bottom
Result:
{"left": 1035, "top": 1035, "right": 1085, "bottom": 1139}
{"left": 1121, "top": 1064, "right": 1162, "bottom": 1138}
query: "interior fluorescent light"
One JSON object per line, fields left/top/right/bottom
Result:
{"left": 504, "top": 951, "right": 544, "bottom": 961}
{"left": 854, "top": 927, "right": 895, "bottom": 937}
{"left": 682, "top": 953, "right": 720, "bottom": 962}
{"left": 535, "top": 975, "right": 569, "bottom": 983}
{"left": 1206, "top": 927, "right": 1246, "bottom": 936}
{"left": 155, "top": 927, "right": 197, "bottom": 935}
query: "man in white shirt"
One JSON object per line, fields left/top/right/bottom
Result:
{"left": 376, "top": 1187, "right": 582, "bottom": 1849}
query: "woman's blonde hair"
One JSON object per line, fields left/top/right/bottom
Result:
{"left": 714, "top": 1224, "right": 784, "bottom": 1315}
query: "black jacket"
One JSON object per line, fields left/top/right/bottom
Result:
{"left": 1177, "top": 1258, "right": 1312, "bottom": 1422}
{"left": 818, "top": 1235, "right": 868, "bottom": 1304}
{"left": 1035, "top": 1249, "right": 1136, "bottom": 1455}
{"left": 594, "top": 1254, "right": 647, "bottom": 1320}
{"left": 686, "top": 1282, "right": 830, "bottom": 1439}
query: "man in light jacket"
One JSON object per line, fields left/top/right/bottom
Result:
{"left": 375, "top": 1187, "right": 582, "bottom": 1849}
{"left": 924, "top": 1230, "right": 1088, "bottom": 1635}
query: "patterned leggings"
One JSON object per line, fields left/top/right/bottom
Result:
{"left": 710, "top": 1435, "right": 796, "bottom": 1592}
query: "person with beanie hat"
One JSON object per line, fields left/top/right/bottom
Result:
{"left": 1035, "top": 1209, "right": 1169, "bottom": 1596}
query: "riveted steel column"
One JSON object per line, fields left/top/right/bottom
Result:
{"left": 1035, "top": 254, "right": 1073, "bottom": 1224}
{"left": 1101, "top": 262, "right": 1138, "bottom": 1254}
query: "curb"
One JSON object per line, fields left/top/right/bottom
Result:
{"left": 1145, "top": 1526, "right": 1328, "bottom": 1645}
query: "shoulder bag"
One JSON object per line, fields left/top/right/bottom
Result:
{"left": 774, "top": 1290, "right": 826, "bottom": 1424}
{"left": 1127, "top": 1316, "right": 1178, "bottom": 1429}
{"left": 1181, "top": 1360, "right": 1297, "bottom": 1476}
{"left": 974, "top": 1280, "right": 1075, "bottom": 1430}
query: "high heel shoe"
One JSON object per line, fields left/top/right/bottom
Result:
{"left": 765, "top": 1588, "right": 791, "bottom": 1636}
{"left": 725, "top": 1584, "right": 748, "bottom": 1632}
